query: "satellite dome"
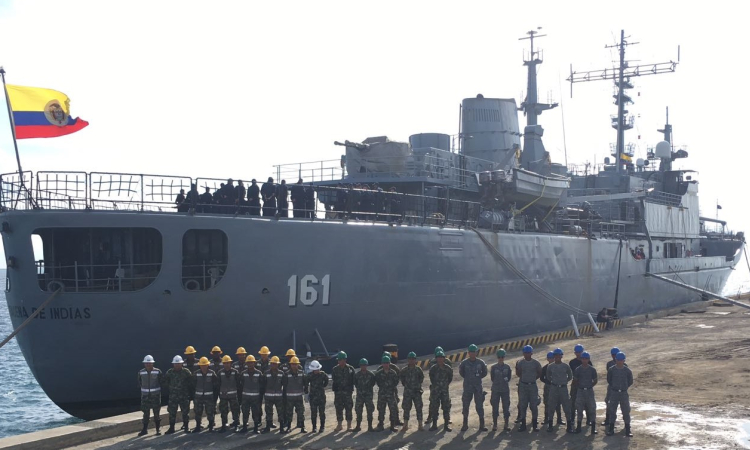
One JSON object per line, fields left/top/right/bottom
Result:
{"left": 655, "top": 141, "right": 671, "bottom": 159}
{"left": 636, "top": 158, "right": 645, "bottom": 167}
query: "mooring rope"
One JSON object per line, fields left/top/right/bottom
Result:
{"left": 0, "top": 288, "right": 61, "bottom": 350}
{"left": 471, "top": 227, "right": 589, "bottom": 315}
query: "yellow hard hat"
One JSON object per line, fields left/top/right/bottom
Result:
{"left": 270, "top": 356, "right": 280, "bottom": 364}
{"left": 245, "top": 355, "right": 257, "bottom": 363}
{"left": 222, "top": 355, "right": 233, "bottom": 363}
{"left": 258, "top": 346, "right": 270, "bottom": 355}
{"left": 184, "top": 346, "right": 197, "bottom": 355}
{"left": 285, "top": 348, "right": 296, "bottom": 357}
{"left": 198, "top": 357, "right": 210, "bottom": 366}
{"left": 211, "top": 346, "right": 222, "bottom": 353}
{"left": 290, "top": 356, "right": 300, "bottom": 364}
{"left": 236, "top": 347, "right": 247, "bottom": 355}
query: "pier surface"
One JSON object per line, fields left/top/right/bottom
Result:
{"left": 3, "top": 300, "right": 750, "bottom": 449}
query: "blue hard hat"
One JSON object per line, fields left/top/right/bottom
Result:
{"left": 553, "top": 348, "right": 563, "bottom": 356}
{"left": 616, "top": 352, "right": 626, "bottom": 361}
{"left": 546, "top": 351, "right": 554, "bottom": 359}
{"left": 574, "top": 344, "right": 584, "bottom": 353}
{"left": 610, "top": 347, "right": 620, "bottom": 355}
{"left": 522, "top": 345, "right": 533, "bottom": 353}
{"left": 581, "top": 351, "right": 590, "bottom": 359}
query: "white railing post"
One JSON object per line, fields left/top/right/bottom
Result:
{"left": 570, "top": 314, "right": 580, "bottom": 337}
{"left": 587, "top": 313, "right": 600, "bottom": 333}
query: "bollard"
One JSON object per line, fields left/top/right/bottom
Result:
{"left": 587, "top": 313, "right": 600, "bottom": 333}
{"left": 570, "top": 315, "right": 580, "bottom": 337}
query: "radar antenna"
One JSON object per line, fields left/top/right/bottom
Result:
{"left": 567, "top": 30, "right": 678, "bottom": 174}
{"left": 519, "top": 28, "right": 558, "bottom": 127}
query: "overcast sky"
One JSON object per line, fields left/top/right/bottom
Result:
{"left": 0, "top": 1, "right": 747, "bottom": 265}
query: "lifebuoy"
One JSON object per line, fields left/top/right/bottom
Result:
{"left": 184, "top": 279, "right": 200, "bottom": 291}
{"left": 47, "top": 280, "right": 65, "bottom": 292}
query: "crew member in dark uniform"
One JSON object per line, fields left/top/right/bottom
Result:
{"left": 261, "top": 177, "right": 276, "bottom": 216}
{"left": 277, "top": 180, "right": 289, "bottom": 218}
{"left": 185, "top": 184, "right": 199, "bottom": 211}
{"left": 248, "top": 179, "right": 261, "bottom": 216}
{"left": 291, "top": 179, "right": 306, "bottom": 218}
{"left": 305, "top": 183, "right": 316, "bottom": 218}
{"left": 200, "top": 187, "right": 213, "bottom": 213}
{"left": 175, "top": 189, "right": 187, "bottom": 212}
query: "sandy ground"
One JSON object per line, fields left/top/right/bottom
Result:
{"left": 68, "top": 303, "right": 750, "bottom": 450}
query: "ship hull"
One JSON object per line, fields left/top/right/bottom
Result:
{"left": 1, "top": 210, "right": 740, "bottom": 420}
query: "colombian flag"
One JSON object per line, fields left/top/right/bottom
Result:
{"left": 6, "top": 84, "right": 88, "bottom": 139}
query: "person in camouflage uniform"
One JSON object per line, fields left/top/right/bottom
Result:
{"left": 400, "top": 352, "right": 425, "bottom": 431}
{"left": 307, "top": 360, "right": 328, "bottom": 433}
{"left": 374, "top": 355, "right": 400, "bottom": 432}
{"left": 165, "top": 355, "right": 193, "bottom": 434}
{"left": 424, "top": 346, "right": 452, "bottom": 426}
{"left": 217, "top": 355, "right": 241, "bottom": 432}
{"left": 353, "top": 358, "right": 375, "bottom": 432}
{"left": 137, "top": 355, "right": 164, "bottom": 436}
{"left": 375, "top": 351, "right": 403, "bottom": 426}
{"left": 239, "top": 355, "right": 264, "bottom": 434}
{"left": 192, "top": 357, "right": 219, "bottom": 432}
{"left": 428, "top": 350, "right": 453, "bottom": 431}
{"left": 331, "top": 351, "right": 355, "bottom": 432}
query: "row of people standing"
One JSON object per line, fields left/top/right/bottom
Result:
{"left": 175, "top": 178, "right": 316, "bottom": 218}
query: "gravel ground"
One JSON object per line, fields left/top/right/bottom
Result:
{"left": 69, "top": 303, "right": 750, "bottom": 449}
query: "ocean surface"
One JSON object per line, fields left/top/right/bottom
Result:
{"left": 1, "top": 263, "right": 749, "bottom": 439}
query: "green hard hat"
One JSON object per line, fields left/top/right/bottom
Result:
{"left": 496, "top": 349, "right": 507, "bottom": 358}
{"left": 337, "top": 351, "right": 347, "bottom": 360}
{"left": 382, "top": 351, "right": 391, "bottom": 357}
{"left": 359, "top": 358, "right": 368, "bottom": 366}
{"left": 381, "top": 355, "right": 391, "bottom": 363}
{"left": 434, "top": 346, "right": 444, "bottom": 355}
{"left": 435, "top": 350, "right": 446, "bottom": 357}
{"left": 408, "top": 351, "right": 417, "bottom": 359}
{"left": 468, "top": 344, "right": 479, "bottom": 352}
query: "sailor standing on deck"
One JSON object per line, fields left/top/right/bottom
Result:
{"left": 573, "top": 352, "right": 598, "bottom": 435}
{"left": 138, "top": 355, "right": 163, "bottom": 436}
{"left": 291, "top": 179, "right": 306, "bottom": 218}
{"left": 490, "top": 348, "right": 512, "bottom": 432}
{"left": 164, "top": 355, "right": 193, "bottom": 434}
{"left": 239, "top": 355, "right": 264, "bottom": 434}
{"left": 331, "top": 351, "right": 355, "bottom": 432}
{"left": 192, "top": 357, "right": 219, "bottom": 433}
{"left": 261, "top": 177, "right": 276, "bottom": 216}
{"left": 459, "top": 344, "right": 488, "bottom": 432}
{"left": 248, "top": 179, "right": 261, "bottom": 216}
{"left": 515, "top": 345, "right": 542, "bottom": 432}
{"left": 545, "top": 348, "right": 574, "bottom": 433}
{"left": 399, "top": 352, "right": 425, "bottom": 431}
{"left": 218, "top": 355, "right": 241, "bottom": 432}
{"left": 606, "top": 352, "right": 634, "bottom": 437}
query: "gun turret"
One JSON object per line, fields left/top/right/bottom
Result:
{"left": 334, "top": 140, "right": 370, "bottom": 151}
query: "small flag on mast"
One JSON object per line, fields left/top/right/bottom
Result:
{"left": 717, "top": 204, "right": 723, "bottom": 210}
{"left": 5, "top": 84, "right": 88, "bottom": 139}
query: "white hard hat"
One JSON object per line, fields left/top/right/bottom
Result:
{"left": 142, "top": 355, "right": 155, "bottom": 363}
{"left": 172, "top": 355, "right": 184, "bottom": 364}
{"left": 309, "top": 360, "right": 322, "bottom": 371}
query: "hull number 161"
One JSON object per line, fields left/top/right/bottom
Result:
{"left": 287, "top": 275, "right": 330, "bottom": 306}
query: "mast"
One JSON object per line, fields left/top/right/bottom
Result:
{"left": 519, "top": 29, "right": 557, "bottom": 127}
{"left": 567, "top": 30, "right": 678, "bottom": 174}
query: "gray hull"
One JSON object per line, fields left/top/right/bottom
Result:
{"left": 1, "top": 210, "right": 740, "bottom": 419}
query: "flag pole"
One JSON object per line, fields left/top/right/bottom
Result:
{"left": 0, "top": 67, "right": 26, "bottom": 178}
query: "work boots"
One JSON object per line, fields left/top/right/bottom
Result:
{"left": 503, "top": 418, "right": 510, "bottom": 432}
{"left": 607, "top": 423, "right": 615, "bottom": 436}
{"left": 154, "top": 419, "right": 161, "bottom": 436}
{"left": 192, "top": 419, "right": 203, "bottom": 433}
{"left": 403, "top": 419, "right": 409, "bottom": 431}
{"left": 479, "top": 418, "right": 488, "bottom": 432}
{"left": 219, "top": 419, "right": 227, "bottom": 433}
{"left": 334, "top": 421, "right": 343, "bottom": 432}
{"left": 566, "top": 422, "right": 575, "bottom": 433}
{"left": 418, "top": 420, "right": 424, "bottom": 431}
{"left": 492, "top": 417, "right": 498, "bottom": 431}
{"left": 312, "top": 417, "right": 317, "bottom": 433}
{"left": 625, "top": 426, "right": 633, "bottom": 437}
{"left": 300, "top": 421, "right": 307, "bottom": 433}
{"left": 165, "top": 421, "right": 176, "bottom": 435}
{"left": 367, "top": 419, "right": 374, "bottom": 432}
{"left": 320, "top": 417, "right": 326, "bottom": 433}
{"left": 240, "top": 423, "right": 248, "bottom": 433}
{"left": 347, "top": 420, "right": 352, "bottom": 432}
{"left": 547, "top": 419, "right": 554, "bottom": 432}
{"left": 207, "top": 421, "right": 215, "bottom": 432}
{"left": 389, "top": 420, "right": 399, "bottom": 432}
{"left": 518, "top": 420, "right": 527, "bottom": 432}
{"left": 532, "top": 420, "right": 540, "bottom": 432}
{"left": 429, "top": 419, "right": 438, "bottom": 431}
{"left": 138, "top": 421, "right": 148, "bottom": 436}
{"left": 352, "top": 419, "right": 361, "bottom": 432}
{"left": 182, "top": 419, "right": 190, "bottom": 432}
{"left": 591, "top": 422, "right": 598, "bottom": 435}
{"left": 575, "top": 420, "right": 582, "bottom": 434}
{"left": 460, "top": 415, "right": 469, "bottom": 431}
{"left": 374, "top": 421, "right": 385, "bottom": 432}
{"left": 253, "top": 422, "right": 260, "bottom": 434}
{"left": 262, "top": 420, "right": 272, "bottom": 433}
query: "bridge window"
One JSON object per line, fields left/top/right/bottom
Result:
{"left": 663, "top": 242, "right": 684, "bottom": 259}
{"left": 182, "top": 229, "right": 228, "bottom": 291}
{"left": 33, "top": 227, "right": 162, "bottom": 292}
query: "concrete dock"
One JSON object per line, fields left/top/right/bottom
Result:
{"left": 2, "top": 300, "right": 750, "bottom": 449}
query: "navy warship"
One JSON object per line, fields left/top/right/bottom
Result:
{"left": 1, "top": 30, "right": 744, "bottom": 420}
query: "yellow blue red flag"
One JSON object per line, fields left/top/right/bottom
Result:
{"left": 6, "top": 84, "right": 88, "bottom": 139}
